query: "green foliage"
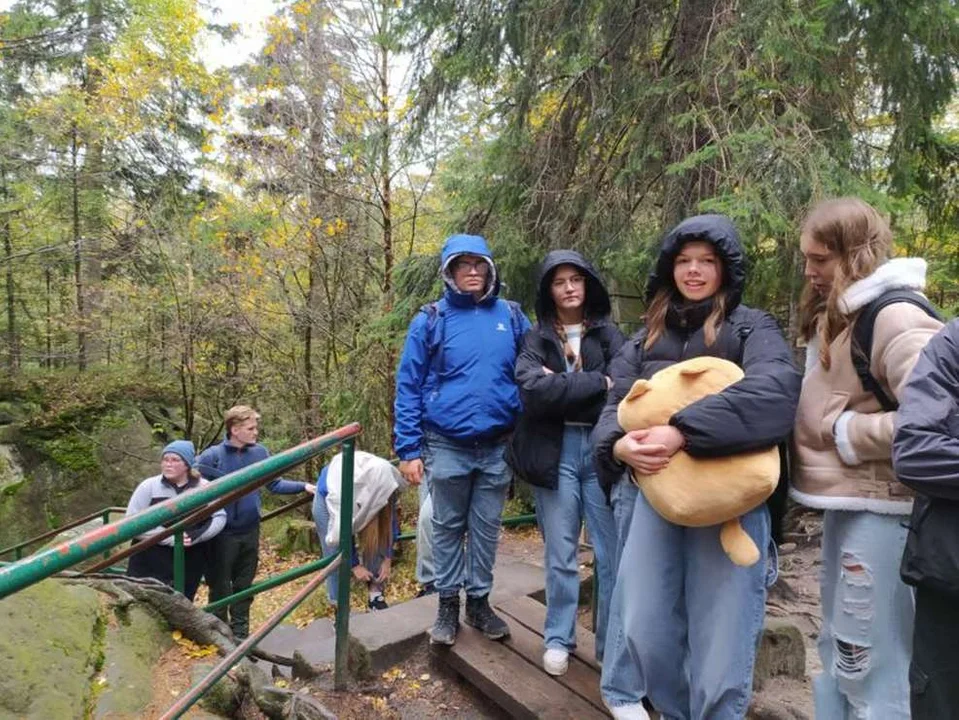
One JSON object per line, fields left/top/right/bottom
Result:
{"left": 1, "top": 0, "right": 957, "bottom": 468}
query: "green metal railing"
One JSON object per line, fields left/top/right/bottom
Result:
{"left": 0, "top": 506, "right": 126, "bottom": 561}
{"left": 0, "top": 423, "right": 361, "bottom": 713}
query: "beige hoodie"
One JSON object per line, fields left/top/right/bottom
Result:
{"left": 791, "top": 258, "right": 944, "bottom": 514}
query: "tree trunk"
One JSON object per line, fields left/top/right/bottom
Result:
{"left": 660, "top": 0, "right": 735, "bottom": 227}
{"left": 44, "top": 267, "right": 52, "bottom": 369}
{"left": 377, "top": 0, "right": 397, "bottom": 433}
{"left": 1, "top": 172, "right": 17, "bottom": 372}
{"left": 80, "top": 0, "right": 106, "bottom": 367}
{"left": 71, "top": 128, "right": 86, "bottom": 371}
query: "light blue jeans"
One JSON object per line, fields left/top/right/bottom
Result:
{"left": 416, "top": 475, "right": 435, "bottom": 585}
{"left": 312, "top": 491, "right": 385, "bottom": 605}
{"left": 424, "top": 431, "right": 512, "bottom": 599}
{"left": 603, "top": 488, "right": 775, "bottom": 719}
{"left": 600, "top": 477, "right": 644, "bottom": 705}
{"left": 815, "top": 510, "right": 913, "bottom": 719}
{"left": 533, "top": 425, "right": 617, "bottom": 659}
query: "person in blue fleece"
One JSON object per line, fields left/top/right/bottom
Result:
{"left": 394, "top": 233, "right": 531, "bottom": 646}
{"left": 197, "top": 405, "right": 315, "bottom": 638}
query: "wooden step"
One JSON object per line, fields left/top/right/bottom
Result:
{"left": 438, "top": 598, "right": 611, "bottom": 719}
{"left": 497, "top": 595, "right": 601, "bottom": 673}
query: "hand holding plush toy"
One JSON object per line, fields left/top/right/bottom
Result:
{"left": 617, "top": 356, "right": 780, "bottom": 566}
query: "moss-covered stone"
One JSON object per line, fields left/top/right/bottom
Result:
{"left": 0, "top": 580, "right": 102, "bottom": 719}
{"left": 93, "top": 605, "right": 173, "bottom": 719}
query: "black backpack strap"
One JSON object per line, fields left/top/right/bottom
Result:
{"left": 851, "top": 290, "right": 941, "bottom": 412}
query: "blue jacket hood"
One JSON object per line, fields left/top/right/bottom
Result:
{"left": 440, "top": 234, "right": 500, "bottom": 304}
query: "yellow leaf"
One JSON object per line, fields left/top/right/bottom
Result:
{"left": 171, "top": 630, "right": 183, "bottom": 640}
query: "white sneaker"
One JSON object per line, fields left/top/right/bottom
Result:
{"left": 543, "top": 648, "right": 569, "bottom": 676}
{"left": 606, "top": 702, "right": 650, "bottom": 720}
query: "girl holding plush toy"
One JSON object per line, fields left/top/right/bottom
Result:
{"left": 592, "top": 215, "right": 801, "bottom": 720}
{"left": 792, "top": 197, "right": 942, "bottom": 718}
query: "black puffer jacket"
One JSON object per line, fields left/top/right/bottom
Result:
{"left": 508, "top": 250, "right": 626, "bottom": 489}
{"left": 591, "top": 215, "right": 802, "bottom": 497}
{"left": 893, "top": 320, "right": 959, "bottom": 595}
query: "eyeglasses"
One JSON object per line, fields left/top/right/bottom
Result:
{"left": 452, "top": 259, "right": 489, "bottom": 274}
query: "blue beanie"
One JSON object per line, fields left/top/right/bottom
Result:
{"left": 161, "top": 440, "right": 196, "bottom": 468}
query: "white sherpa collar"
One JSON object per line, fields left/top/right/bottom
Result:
{"left": 838, "top": 258, "right": 927, "bottom": 315}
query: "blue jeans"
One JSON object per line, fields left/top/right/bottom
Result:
{"left": 424, "top": 431, "right": 511, "bottom": 598}
{"left": 533, "top": 425, "right": 616, "bottom": 659}
{"left": 604, "top": 488, "right": 775, "bottom": 719}
{"left": 416, "top": 473, "right": 435, "bottom": 585}
{"left": 312, "top": 491, "right": 385, "bottom": 605}
{"left": 815, "top": 510, "right": 913, "bottom": 719}
{"left": 600, "top": 477, "right": 644, "bottom": 706}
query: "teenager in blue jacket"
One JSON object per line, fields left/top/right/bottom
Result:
{"left": 394, "top": 233, "right": 530, "bottom": 646}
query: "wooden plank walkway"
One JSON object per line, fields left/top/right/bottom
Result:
{"left": 439, "top": 595, "right": 611, "bottom": 719}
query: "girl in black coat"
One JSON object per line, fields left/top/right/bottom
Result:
{"left": 510, "top": 250, "right": 624, "bottom": 676}
{"left": 594, "top": 216, "right": 801, "bottom": 720}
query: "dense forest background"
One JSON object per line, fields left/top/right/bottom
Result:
{"left": 1, "top": 0, "right": 957, "bottom": 463}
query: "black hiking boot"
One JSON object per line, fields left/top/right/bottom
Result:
{"left": 429, "top": 594, "right": 460, "bottom": 646}
{"left": 464, "top": 594, "right": 510, "bottom": 640}
{"left": 415, "top": 582, "right": 436, "bottom": 598}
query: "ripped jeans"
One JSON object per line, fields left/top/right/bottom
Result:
{"left": 815, "top": 510, "right": 914, "bottom": 719}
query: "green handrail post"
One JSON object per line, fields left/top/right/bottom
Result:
{"left": 173, "top": 530, "right": 185, "bottom": 594}
{"left": 101, "top": 510, "right": 112, "bottom": 560}
{"left": 334, "top": 438, "right": 356, "bottom": 691}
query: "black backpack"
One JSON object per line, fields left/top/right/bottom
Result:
{"left": 850, "top": 289, "right": 942, "bottom": 411}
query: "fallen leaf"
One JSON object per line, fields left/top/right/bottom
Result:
{"left": 419, "top": 673, "right": 430, "bottom": 681}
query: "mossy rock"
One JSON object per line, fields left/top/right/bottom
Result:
{"left": 94, "top": 605, "right": 173, "bottom": 719}
{"left": 0, "top": 580, "right": 102, "bottom": 719}
{"left": 0, "top": 579, "right": 180, "bottom": 720}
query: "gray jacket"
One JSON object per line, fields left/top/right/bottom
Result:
{"left": 893, "top": 319, "right": 959, "bottom": 594}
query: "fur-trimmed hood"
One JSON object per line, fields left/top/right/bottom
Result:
{"left": 838, "top": 257, "right": 927, "bottom": 315}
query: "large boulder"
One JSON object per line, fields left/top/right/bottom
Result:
{"left": 0, "top": 579, "right": 172, "bottom": 719}
{"left": 0, "top": 404, "right": 161, "bottom": 551}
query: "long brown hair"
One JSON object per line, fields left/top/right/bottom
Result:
{"left": 797, "top": 197, "right": 892, "bottom": 368}
{"left": 357, "top": 493, "right": 396, "bottom": 563}
{"left": 644, "top": 288, "right": 728, "bottom": 351}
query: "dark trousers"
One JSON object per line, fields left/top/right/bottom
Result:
{"left": 911, "top": 585, "right": 959, "bottom": 719}
{"left": 127, "top": 542, "right": 207, "bottom": 601}
{"left": 206, "top": 527, "right": 260, "bottom": 639}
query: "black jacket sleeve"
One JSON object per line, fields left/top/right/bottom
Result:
{"left": 669, "top": 310, "right": 801, "bottom": 457}
{"left": 591, "top": 334, "right": 645, "bottom": 493}
{"left": 515, "top": 330, "right": 609, "bottom": 418}
{"left": 893, "top": 321, "right": 959, "bottom": 501}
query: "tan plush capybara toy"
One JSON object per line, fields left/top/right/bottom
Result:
{"left": 617, "top": 356, "right": 780, "bottom": 566}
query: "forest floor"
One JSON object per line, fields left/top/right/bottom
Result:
{"left": 157, "top": 514, "right": 823, "bottom": 719}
